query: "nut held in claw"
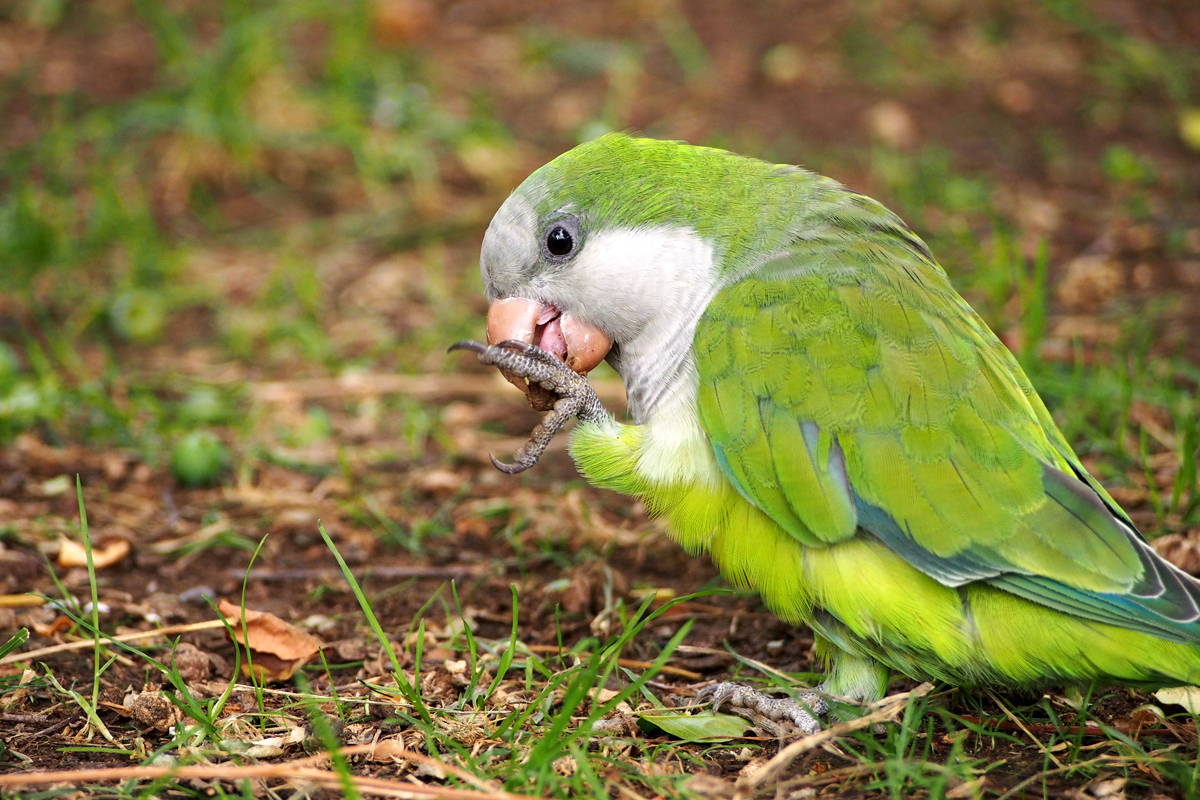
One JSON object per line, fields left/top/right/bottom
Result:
{"left": 485, "top": 298, "right": 611, "bottom": 403}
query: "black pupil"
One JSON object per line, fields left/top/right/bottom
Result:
{"left": 546, "top": 226, "right": 573, "bottom": 256}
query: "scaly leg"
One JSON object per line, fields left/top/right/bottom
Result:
{"left": 691, "top": 640, "right": 894, "bottom": 737}
{"left": 692, "top": 683, "right": 828, "bottom": 737}
{"left": 449, "top": 339, "right": 608, "bottom": 473}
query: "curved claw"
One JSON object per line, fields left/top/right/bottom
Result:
{"left": 489, "top": 452, "right": 531, "bottom": 475}
{"left": 448, "top": 340, "right": 488, "bottom": 355}
{"left": 692, "top": 682, "right": 739, "bottom": 713}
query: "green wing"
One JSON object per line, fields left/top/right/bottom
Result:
{"left": 694, "top": 188, "right": 1200, "bottom": 642}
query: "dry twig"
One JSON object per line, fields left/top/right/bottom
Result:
{"left": 0, "top": 743, "right": 537, "bottom": 799}
{"left": 0, "top": 620, "right": 227, "bottom": 666}
{"left": 732, "top": 683, "right": 933, "bottom": 800}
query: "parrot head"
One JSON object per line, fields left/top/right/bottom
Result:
{"left": 479, "top": 199, "right": 616, "bottom": 398}
{"left": 478, "top": 133, "right": 772, "bottom": 418}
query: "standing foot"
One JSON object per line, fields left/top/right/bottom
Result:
{"left": 692, "top": 682, "right": 828, "bottom": 737}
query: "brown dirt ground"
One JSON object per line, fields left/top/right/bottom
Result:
{"left": 2, "top": 0, "right": 1200, "bottom": 796}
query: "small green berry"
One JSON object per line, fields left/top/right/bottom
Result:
{"left": 170, "top": 430, "right": 228, "bottom": 487}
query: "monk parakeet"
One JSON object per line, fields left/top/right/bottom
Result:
{"left": 453, "top": 133, "right": 1200, "bottom": 731}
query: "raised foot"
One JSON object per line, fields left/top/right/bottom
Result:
{"left": 693, "top": 682, "right": 828, "bottom": 737}
{"left": 449, "top": 339, "right": 608, "bottom": 473}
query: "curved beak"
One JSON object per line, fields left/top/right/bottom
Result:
{"left": 486, "top": 298, "right": 612, "bottom": 396}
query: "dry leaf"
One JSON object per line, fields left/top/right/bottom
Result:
{"left": 866, "top": 100, "right": 916, "bottom": 149}
{"left": 371, "top": 0, "right": 433, "bottom": 45}
{"left": 217, "top": 599, "right": 323, "bottom": 682}
{"left": 0, "top": 669, "right": 38, "bottom": 712}
{"left": 362, "top": 738, "right": 412, "bottom": 762}
{"left": 1072, "top": 777, "right": 1127, "bottom": 800}
{"left": 682, "top": 774, "right": 735, "bottom": 799}
{"left": 1154, "top": 686, "right": 1200, "bottom": 714}
{"left": 996, "top": 79, "right": 1035, "bottom": 114}
{"left": 1152, "top": 531, "right": 1200, "bottom": 574}
{"left": 57, "top": 537, "right": 131, "bottom": 569}
{"left": 1056, "top": 255, "right": 1123, "bottom": 310}
{"left": 414, "top": 468, "right": 464, "bottom": 499}
{"left": 947, "top": 778, "right": 989, "bottom": 798}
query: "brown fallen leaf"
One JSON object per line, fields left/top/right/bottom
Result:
{"left": 865, "top": 100, "right": 917, "bottom": 149}
{"left": 1152, "top": 530, "right": 1200, "bottom": 575}
{"left": 1056, "top": 254, "right": 1123, "bottom": 311}
{"left": 57, "top": 537, "right": 131, "bottom": 570}
{"left": 1155, "top": 686, "right": 1200, "bottom": 714}
{"left": 371, "top": 0, "right": 434, "bottom": 45}
{"left": 217, "top": 599, "right": 323, "bottom": 682}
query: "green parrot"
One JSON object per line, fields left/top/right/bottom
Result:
{"left": 453, "top": 133, "right": 1200, "bottom": 730}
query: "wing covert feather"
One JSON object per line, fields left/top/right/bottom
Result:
{"left": 694, "top": 216, "right": 1200, "bottom": 641}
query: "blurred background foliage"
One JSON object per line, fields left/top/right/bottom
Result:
{"left": 0, "top": 0, "right": 1198, "bottom": 518}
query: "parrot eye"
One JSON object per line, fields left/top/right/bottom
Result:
{"left": 541, "top": 215, "right": 580, "bottom": 262}
{"left": 546, "top": 226, "right": 573, "bottom": 256}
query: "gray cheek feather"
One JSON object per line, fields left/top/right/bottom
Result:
{"left": 480, "top": 194, "right": 541, "bottom": 301}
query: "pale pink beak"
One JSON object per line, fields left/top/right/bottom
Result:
{"left": 486, "top": 298, "right": 612, "bottom": 397}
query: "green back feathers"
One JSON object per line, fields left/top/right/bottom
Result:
{"left": 551, "top": 135, "right": 1200, "bottom": 690}
{"left": 694, "top": 188, "right": 1200, "bottom": 644}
